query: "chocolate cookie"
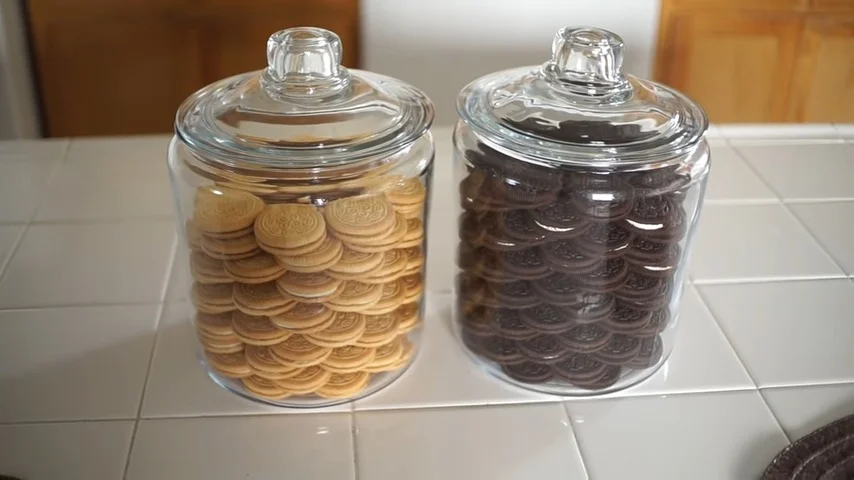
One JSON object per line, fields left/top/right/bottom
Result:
{"left": 532, "top": 272, "right": 589, "bottom": 306}
{"left": 485, "top": 280, "right": 540, "bottom": 309}
{"left": 574, "top": 222, "right": 635, "bottom": 259}
{"left": 493, "top": 175, "right": 559, "bottom": 207}
{"left": 604, "top": 300, "right": 653, "bottom": 334}
{"left": 577, "top": 258, "right": 629, "bottom": 291}
{"left": 502, "top": 361, "right": 554, "bottom": 383}
{"left": 637, "top": 308, "right": 670, "bottom": 336}
{"left": 499, "top": 210, "right": 549, "bottom": 243}
{"left": 625, "top": 167, "right": 691, "bottom": 197}
{"left": 519, "top": 304, "right": 576, "bottom": 333}
{"left": 614, "top": 270, "right": 672, "bottom": 309}
{"left": 464, "top": 248, "right": 517, "bottom": 283}
{"left": 487, "top": 308, "right": 539, "bottom": 340}
{"left": 498, "top": 248, "right": 551, "bottom": 280}
{"left": 623, "top": 195, "right": 687, "bottom": 241}
{"left": 459, "top": 212, "right": 486, "bottom": 248}
{"left": 570, "top": 176, "right": 634, "bottom": 222}
{"left": 480, "top": 211, "right": 547, "bottom": 251}
{"left": 558, "top": 324, "right": 613, "bottom": 353}
{"left": 470, "top": 335, "right": 525, "bottom": 365}
{"left": 628, "top": 335, "right": 664, "bottom": 369}
{"left": 459, "top": 307, "right": 494, "bottom": 337}
{"left": 529, "top": 196, "right": 589, "bottom": 238}
{"left": 518, "top": 334, "right": 570, "bottom": 363}
{"left": 574, "top": 365, "right": 621, "bottom": 390}
{"left": 552, "top": 353, "right": 608, "bottom": 383}
{"left": 595, "top": 334, "right": 642, "bottom": 365}
{"left": 540, "top": 239, "right": 599, "bottom": 275}
{"left": 566, "top": 292, "right": 616, "bottom": 324}
{"left": 625, "top": 237, "right": 682, "bottom": 277}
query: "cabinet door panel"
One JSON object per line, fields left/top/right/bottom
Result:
{"left": 656, "top": 12, "right": 802, "bottom": 123}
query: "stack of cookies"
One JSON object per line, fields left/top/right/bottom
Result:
{"left": 187, "top": 179, "right": 427, "bottom": 402}
{"left": 457, "top": 143, "right": 692, "bottom": 392}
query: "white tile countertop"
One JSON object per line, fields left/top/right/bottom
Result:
{"left": 0, "top": 125, "right": 853, "bottom": 479}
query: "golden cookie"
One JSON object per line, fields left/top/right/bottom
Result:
{"left": 402, "top": 218, "right": 424, "bottom": 242}
{"left": 401, "top": 246, "right": 424, "bottom": 271}
{"left": 255, "top": 204, "right": 326, "bottom": 250}
{"left": 305, "top": 312, "right": 366, "bottom": 348}
{"left": 362, "top": 279, "right": 406, "bottom": 316}
{"left": 389, "top": 338, "right": 415, "bottom": 370}
{"left": 346, "top": 214, "right": 408, "bottom": 254}
{"left": 205, "top": 351, "right": 252, "bottom": 378}
{"left": 233, "top": 282, "right": 295, "bottom": 317}
{"left": 271, "top": 334, "right": 332, "bottom": 367}
{"left": 355, "top": 312, "right": 400, "bottom": 347}
{"left": 192, "top": 283, "right": 235, "bottom": 314}
{"left": 276, "top": 271, "right": 342, "bottom": 298}
{"left": 400, "top": 274, "right": 424, "bottom": 304}
{"left": 327, "top": 248, "right": 384, "bottom": 275}
{"left": 257, "top": 234, "right": 325, "bottom": 257}
{"left": 324, "top": 194, "right": 396, "bottom": 236}
{"left": 244, "top": 345, "right": 302, "bottom": 376}
{"left": 242, "top": 376, "right": 292, "bottom": 400}
{"left": 278, "top": 282, "right": 346, "bottom": 305}
{"left": 321, "top": 345, "right": 376, "bottom": 374}
{"left": 364, "top": 336, "right": 405, "bottom": 372}
{"left": 201, "top": 233, "right": 260, "bottom": 260}
{"left": 195, "top": 312, "right": 235, "bottom": 337}
{"left": 397, "top": 203, "right": 423, "bottom": 220}
{"left": 197, "top": 330, "right": 243, "bottom": 354}
{"left": 189, "top": 251, "right": 231, "bottom": 284}
{"left": 316, "top": 371, "right": 371, "bottom": 399}
{"left": 387, "top": 178, "right": 427, "bottom": 207}
{"left": 186, "top": 220, "right": 203, "bottom": 250}
{"left": 194, "top": 186, "right": 265, "bottom": 234}
{"left": 396, "top": 302, "right": 421, "bottom": 333}
{"left": 224, "top": 252, "right": 286, "bottom": 284}
{"left": 276, "top": 236, "right": 343, "bottom": 273}
{"left": 275, "top": 365, "right": 331, "bottom": 395}
{"left": 231, "top": 311, "right": 290, "bottom": 346}
{"left": 269, "top": 303, "right": 335, "bottom": 332}
{"left": 205, "top": 225, "right": 254, "bottom": 240}
{"left": 361, "top": 249, "right": 408, "bottom": 284}
{"left": 325, "top": 282, "right": 383, "bottom": 312}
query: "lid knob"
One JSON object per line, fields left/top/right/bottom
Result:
{"left": 543, "top": 27, "right": 631, "bottom": 96}
{"left": 262, "top": 27, "right": 351, "bottom": 98}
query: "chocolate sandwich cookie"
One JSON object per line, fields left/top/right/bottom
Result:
{"left": 485, "top": 280, "right": 540, "bottom": 309}
{"left": 519, "top": 303, "right": 576, "bottom": 333}
{"left": 628, "top": 335, "right": 664, "bottom": 369}
{"left": 460, "top": 308, "right": 495, "bottom": 337}
{"left": 457, "top": 273, "right": 487, "bottom": 308}
{"left": 540, "top": 239, "right": 600, "bottom": 275}
{"left": 529, "top": 195, "right": 590, "bottom": 238}
{"left": 552, "top": 353, "right": 608, "bottom": 384}
{"left": 518, "top": 334, "right": 570, "bottom": 364}
{"left": 623, "top": 194, "right": 687, "bottom": 241}
{"left": 574, "top": 365, "right": 621, "bottom": 391}
{"left": 502, "top": 361, "right": 554, "bottom": 384}
{"left": 473, "top": 249, "right": 519, "bottom": 284}
{"left": 594, "top": 334, "right": 642, "bottom": 365}
{"left": 532, "top": 272, "right": 589, "bottom": 306}
{"left": 637, "top": 308, "right": 670, "bottom": 336}
{"left": 574, "top": 222, "right": 635, "bottom": 259}
{"left": 577, "top": 258, "right": 629, "bottom": 291}
{"left": 468, "top": 334, "right": 525, "bottom": 365}
{"left": 625, "top": 167, "right": 691, "bottom": 198}
{"left": 614, "top": 270, "right": 672, "bottom": 309}
{"left": 565, "top": 292, "right": 616, "bottom": 324}
{"left": 625, "top": 237, "right": 682, "bottom": 277}
{"left": 570, "top": 176, "right": 634, "bottom": 222}
{"left": 492, "top": 175, "right": 559, "bottom": 208}
{"left": 486, "top": 308, "right": 538, "bottom": 340}
{"left": 459, "top": 212, "right": 486, "bottom": 248}
{"left": 604, "top": 300, "right": 653, "bottom": 334}
{"left": 497, "top": 248, "right": 551, "bottom": 280}
{"left": 480, "top": 212, "right": 545, "bottom": 252}
{"left": 558, "top": 323, "right": 612, "bottom": 353}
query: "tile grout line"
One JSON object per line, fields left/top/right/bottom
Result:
{"left": 350, "top": 403, "right": 361, "bottom": 480}
{"left": 778, "top": 204, "right": 851, "bottom": 278}
{"left": 561, "top": 402, "right": 592, "bottom": 480}
{"left": 692, "top": 274, "right": 848, "bottom": 286}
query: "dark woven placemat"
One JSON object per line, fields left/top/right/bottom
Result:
{"left": 763, "top": 413, "right": 854, "bottom": 479}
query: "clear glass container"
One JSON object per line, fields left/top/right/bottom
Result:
{"left": 167, "top": 27, "right": 434, "bottom": 407}
{"left": 453, "top": 26, "right": 710, "bottom": 396}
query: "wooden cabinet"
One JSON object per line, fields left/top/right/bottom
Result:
{"left": 26, "top": 0, "right": 360, "bottom": 137}
{"left": 655, "top": 0, "right": 854, "bottom": 123}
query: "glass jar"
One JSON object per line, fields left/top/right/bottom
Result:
{"left": 453, "top": 27, "right": 710, "bottom": 396}
{"left": 167, "top": 27, "right": 434, "bottom": 407}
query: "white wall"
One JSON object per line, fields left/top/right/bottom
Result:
{"left": 362, "top": 0, "right": 661, "bottom": 125}
{"left": 0, "top": 0, "right": 39, "bottom": 139}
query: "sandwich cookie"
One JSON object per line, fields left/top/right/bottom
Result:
{"left": 192, "top": 283, "right": 235, "bottom": 315}
{"left": 204, "top": 224, "right": 254, "bottom": 240}
{"left": 569, "top": 177, "right": 634, "bottom": 222}
{"left": 255, "top": 203, "right": 327, "bottom": 251}
{"left": 231, "top": 311, "right": 290, "bottom": 346}
{"left": 594, "top": 334, "right": 641, "bottom": 365}
{"left": 398, "top": 218, "right": 425, "bottom": 249}
{"left": 558, "top": 323, "right": 613, "bottom": 353}
{"left": 552, "top": 353, "right": 607, "bottom": 384}
{"left": 241, "top": 376, "right": 293, "bottom": 400}
{"left": 387, "top": 337, "right": 415, "bottom": 370}
{"left": 205, "top": 351, "right": 252, "bottom": 378}
{"left": 195, "top": 312, "right": 235, "bottom": 337}
{"left": 276, "top": 236, "right": 344, "bottom": 273}
{"left": 316, "top": 371, "right": 371, "bottom": 399}
{"left": 363, "top": 336, "right": 405, "bottom": 372}
{"left": 244, "top": 345, "right": 302, "bottom": 379}
{"left": 614, "top": 270, "right": 672, "bottom": 309}
{"left": 274, "top": 366, "right": 331, "bottom": 395}
{"left": 200, "top": 233, "right": 260, "bottom": 260}
{"left": 401, "top": 246, "right": 424, "bottom": 274}
{"left": 400, "top": 274, "right": 424, "bottom": 304}
{"left": 362, "top": 279, "right": 407, "bottom": 316}
{"left": 224, "top": 251, "right": 286, "bottom": 284}
{"left": 196, "top": 329, "right": 243, "bottom": 354}
{"left": 573, "top": 222, "right": 634, "bottom": 259}
{"left": 276, "top": 271, "right": 343, "bottom": 301}
{"left": 305, "top": 311, "right": 366, "bottom": 348}
{"left": 269, "top": 303, "right": 335, "bottom": 334}
{"left": 271, "top": 334, "right": 332, "bottom": 368}
{"left": 193, "top": 186, "right": 265, "bottom": 234}
{"left": 321, "top": 345, "right": 376, "bottom": 374}
{"left": 540, "top": 239, "right": 599, "bottom": 275}
{"left": 502, "top": 361, "right": 554, "bottom": 384}
{"left": 324, "top": 281, "right": 384, "bottom": 313}
{"left": 518, "top": 334, "right": 571, "bottom": 364}
{"left": 529, "top": 196, "right": 589, "bottom": 238}
{"left": 324, "top": 194, "right": 397, "bottom": 238}
{"left": 573, "top": 365, "right": 621, "bottom": 391}
{"left": 190, "top": 251, "right": 232, "bottom": 284}
{"left": 395, "top": 303, "right": 421, "bottom": 334}
{"left": 327, "top": 248, "right": 385, "bottom": 278}
{"left": 628, "top": 335, "right": 664, "bottom": 369}
{"left": 233, "top": 282, "right": 295, "bottom": 316}
{"left": 386, "top": 178, "right": 427, "bottom": 209}
{"left": 360, "top": 249, "right": 409, "bottom": 284}
{"left": 486, "top": 308, "right": 538, "bottom": 341}
{"left": 185, "top": 219, "right": 203, "bottom": 250}
{"left": 339, "top": 212, "right": 407, "bottom": 253}
{"left": 355, "top": 312, "right": 400, "bottom": 348}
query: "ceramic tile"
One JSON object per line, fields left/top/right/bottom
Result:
{"left": 127, "top": 414, "right": 353, "bottom": 480}
{"left": 589, "top": 286, "right": 753, "bottom": 398}
{"left": 0, "top": 143, "right": 63, "bottom": 222}
{"left": 0, "top": 421, "right": 133, "bottom": 480}
{"left": 0, "top": 138, "right": 68, "bottom": 160}
{"left": 789, "top": 202, "right": 854, "bottom": 275}
{"left": 690, "top": 204, "right": 842, "bottom": 282}
{"left": 165, "top": 244, "right": 190, "bottom": 302}
{"left": 832, "top": 124, "right": 854, "bottom": 139}
{"left": 567, "top": 391, "right": 788, "bottom": 480}
{"left": 0, "top": 225, "right": 24, "bottom": 273}
{"left": 699, "top": 280, "right": 854, "bottom": 387}
{"left": 721, "top": 124, "right": 840, "bottom": 143}
{"left": 355, "top": 403, "right": 586, "bottom": 480}
{"left": 426, "top": 127, "right": 455, "bottom": 293}
{"left": 738, "top": 144, "right": 854, "bottom": 201}
{"left": 0, "top": 221, "right": 175, "bottom": 307}
{"left": 355, "top": 293, "right": 556, "bottom": 411}
{"left": 705, "top": 144, "right": 777, "bottom": 204}
{"left": 37, "top": 136, "right": 174, "bottom": 221}
{"left": 762, "top": 384, "right": 854, "bottom": 441}
{"left": 142, "top": 302, "right": 350, "bottom": 417}
{"left": 0, "top": 305, "right": 159, "bottom": 422}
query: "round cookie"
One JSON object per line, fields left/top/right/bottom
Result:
{"left": 276, "top": 271, "right": 342, "bottom": 299}
{"left": 340, "top": 212, "right": 407, "bottom": 253}
{"left": 190, "top": 251, "right": 231, "bottom": 284}
{"left": 594, "top": 334, "right": 642, "bottom": 365}
{"left": 316, "top": 371, "right": 371, "bottom": 399}
{"left": 400, "top": 274, "right": 424, "bottom": 304}
{"left": 496, "top": 210, "right": 549, "bottom": 244}
{"left": 577, "top": 258, "right": 629, "bottom": 291}
{"left": 271, "top": 334, "right": 332, "bottom": 368}
{"left": 614, "top": 270, "right": 672, "bottom": 309}
{"left": 193, "top": 187, "right": 265, "bottom": 234}
{"left": 361, "top": 250, "right": 408, "bottom": 284}
{"left": 532, "top": 273, "right": 587, "bottom": 306}
{"left": 387, "top": 337, "right": 415, "bottom": 370}
{"left": 195, "top": 312, "right": 235, "bottom": 337}
{"left": 244, "top": 345, "right": 302, "bottom": 377}
{"left": 276, "top": 236, "right": 343, "bottom": 273}
{"left": 567, "top": 292, "right": 616, "bottom": 324}
{"left": 629, "top": 335, "right": 664, "bottom": 369}
{"left": 204, "top": 224, "right": 254, "bottom": 240}
{"left": 570, "top": 177, "right": 634, "bottom": 222}
{"left": 186, "top": 219, "right": 203, "bottom": 250}
{"left": 224, "top": 252, "right": 286, "bottom": 284}
{"left": 558, "top": 324, "right": 613, "bottom": 353}
{"left": 259, "top": 233, "right": 325, "bottom": 257}
{"left": 460, "top": 306, "right": 496, "bottom": 338}
{"left": 306, "top": 311, "right": 366, "bottom": 348}
{"left": 573, "top": 222, "right": 635, "bottom": 259}
{"left": 364, "top": 336, "right": 405, "bottom": 372}
{"left": 518, "top": 334, "right": 571, "bottom": 364}
{"left": 623, "top": 194, "right": 687, "bottom": 241}
{"left": 327, "top": 248, "right": 384, "bottom": 276}
{"left": 396, "top": 303, "right": 421, "bottom": 333}
{"left": 205, "top": 351, "right": 252, "bottom": 378}
{"left": 324, "top": 194, "right": 396, "bottom": 237}
{"left": 637, "top": 309, "right": 670, "bottom": 336}
{"left": 275, "top": 365, "right": 331, "bottom": 395}
{"left": 321, "top": 345, "right": 376, "bottom": 373}
{"left": 519, "top": 304, "right": 575, "bottom": 334}
{"left": 539, "top": 239, "right": 599, "bottom": 275}
{"left": 197, "top": 330, "right": 244, "bottom": 354}
{"left": 529, "top": 196, "right": 589, "bottom": 238}
{"left": 401, "top": 246, "right": 424, "bottom": 273}
{"left": 355, "top": 312, "right": 400, "bottom": 348}
{"left": 201, "top": 233, "right": 260, "bottom": 260}
{"left": 387, "top": 178, "right": 427, "bottom": 207}
{"left": 467, "top": 335, "right": 525, "bottom": 365}
{"left": 484, "top": 280, "right": 539, "bottom": 309}
{"left": 487, "top": 308, "right": 538, "bottom": 340}
{"left": 362, "top": 279, "right": 406, "bottom": 316}
{"left": 325, "top": 282, "right": 384, "bottom": 312}
{"left": 233, "top": 282, "right": 295, "bottom": 316}
{"left": 604, "top": 301, "right": 653, "bottom": 334}
{"left": 270, "top": 303, "right": 335, "bottom": 333}
{"left": 552, "top": 353, "right": 607, "bottom": 383}
{"left": 398, "top": 218, "right": 425, "bottom": 249}
{"left": 231, "top": 311, "right": 290, "bottom": 346}
{"left": 625, "top": 237, "right": 682, "bottom": 277}
{"left": 573, "top": 365, "right": 621, "bottom": 390}
{"left": 192, "top": 283, "right": 235, "bottom": 314}
{"left": 502, "top": 361, "right": 554, "bottom": 384}
{"left": 255, "top": 203, "right": 327, "bottom": 250}
{"left": 242, "top": 376, "right": 292, "bottom": 400}
{"left": 497, "top": 248, "right": 550, "bottom": 280}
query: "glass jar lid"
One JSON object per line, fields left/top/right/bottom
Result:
{"left": 457, "top": 27, "right": 708, "bottom": 167}
{"left": 176, "top": 27, "right": 434, "bottom": 168}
